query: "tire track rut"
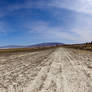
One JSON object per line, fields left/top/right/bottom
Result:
{"left": 0, "top": 47, "right": 92, "bottom": 92}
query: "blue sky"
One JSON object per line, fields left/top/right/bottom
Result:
{"left": 0, "top": 0, "right": 92, "bottom": 46}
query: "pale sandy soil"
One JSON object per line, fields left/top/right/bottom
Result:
{"left": 0, "top": 47, "right": 92, "bottom": 92}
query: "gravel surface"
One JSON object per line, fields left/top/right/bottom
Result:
{"left": 0, "top": 47, "right": 92, "bottom": 92}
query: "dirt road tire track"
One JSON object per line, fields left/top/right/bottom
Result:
{"left": 0, "top": 47, "right": 92, "bottom": 92}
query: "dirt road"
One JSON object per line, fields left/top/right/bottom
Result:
{"left": 0, "top": 47, "right": 92, "bottom": 92}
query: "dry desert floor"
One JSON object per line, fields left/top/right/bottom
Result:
{"left": 0, "top": 47, "right": 92, "bottom": 92}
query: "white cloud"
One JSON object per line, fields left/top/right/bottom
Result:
{"left": 71, "top": 14, "right": 92, "bottom": 42}
{"left": 48, "top": 0, "right": 92, "bottom": 43}
{"left": 24, "top": 21, "right": 85, "bottom": 43}
{"left": 1, "top": 0, "right": 92, "bottom": 17}
{"left": 0, "top": 0, "right": 49, "bottom": 17}
{"left": 0, "top": 0, "right": 92, "bottom": 43}
{"left": 50, "top": 0, "right": 92, "bottom": 15}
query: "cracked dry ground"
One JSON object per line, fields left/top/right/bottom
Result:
{"left": 0, "top": 47, "right": 92, "bottom": 92}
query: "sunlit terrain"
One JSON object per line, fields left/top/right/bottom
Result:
{"left": 0, "top": 47, "right": 92, "bottom": 92}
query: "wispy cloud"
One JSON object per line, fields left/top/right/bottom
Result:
{"left": 50, "top": 0, "right": 92, "bottom": 15}
{"left": 24, "top": 21, "right": 85, "bottom": 43}
{"left": 71, "top": 14, "right": 92, "bottom": 42}
{"left": 0, "top": 0, "right": 49, "bottom": 17}
{"left": 1, "top": 0, "right": 92, "bottom": 16}
{"left": 0, "top": 0, "right": 92, "bottom": 44}
{"left": 47, "top": 0, "right": 92, "bottom": 43}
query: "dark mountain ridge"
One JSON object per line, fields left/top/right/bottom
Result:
{"left": 0, "top": 42, "right": 64, "bottom": 49}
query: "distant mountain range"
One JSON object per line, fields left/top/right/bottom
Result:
{"left": 0, "top": 42, "right": 64, "bottom": 49}
{"left": 0, "top": 45, "right": 25, "bottom": 49}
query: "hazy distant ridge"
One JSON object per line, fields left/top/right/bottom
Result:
{"left": 0, "top": 42, "right": 64, "bottom": 49}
